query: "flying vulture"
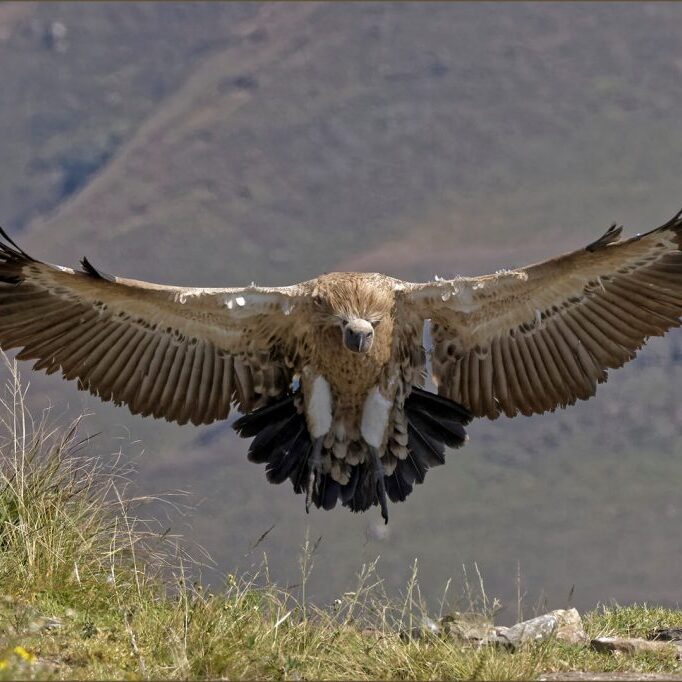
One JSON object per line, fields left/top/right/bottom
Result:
{"left": 1, "top": 210, "right": 681, "bottom": 523}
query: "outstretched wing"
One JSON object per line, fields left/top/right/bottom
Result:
{"left": 0, "top": 230, "right": 304, "bottom": 425}
{"left": 403, "top": 209, "right": 682, "bottom": 419}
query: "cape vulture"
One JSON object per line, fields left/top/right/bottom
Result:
{"left": 1, "top": 209, "right": 681, "bottom": 523}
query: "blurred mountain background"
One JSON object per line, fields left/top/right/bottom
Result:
{"left": 2, "top": 1, "right": 682, "bottom": 618}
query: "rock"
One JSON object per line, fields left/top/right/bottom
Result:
{"left": 493, "top": 609, "right": 587, "bottom": 651}
{"left": 591, "top": 636, "right": 680, "bottom": 657}
{"left": 27, "top": 616, "right": 62, "bottom": 633}
{"left": 441, "top": 612, "right": 497, "bottom": 644}
{"left": 407, "top": 608, "right": 587, "bottom": 650}
{"left": 539, "top": 673, "right": 682, "bottom": 681}
{"left": 650, "top": 627, "right": 682, "bottom": 641}
{"left": 441, "top": 608, "right": 586, "bottom": 651}
{"left": 399, "top": 616, "right": 441, "bottom": 641}
{"left": 553, "top": 608, "right": 589, "bottom": 645}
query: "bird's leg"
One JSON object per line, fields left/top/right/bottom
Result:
{"left": 369, "top": 446, "right": 389, "bottom": 524}
{"left": 305, "top": 437, "right": 324, "bottom": 514}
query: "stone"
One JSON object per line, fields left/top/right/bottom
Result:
{"left": 539, "top": 673, "right": 682, "bottom": 681}
{"left": 650, "top": 627, "right": 682, "bottom": 641}
{"left": 495, "top": 614, "right": 560, "bottom": 650}
{"left": 27, "top": 616, "right": 62, "bottom": 633}
{"left": 492, "top": 609, "right": 587, "bottom": 651}
{"left": 399, "top": 616, "right": 441, "bottom": 641}
{"left": 553, "top": 608, "right": 589, "bottom": 645}
{"left": 591, "top": 636, "right": 680, "bottom": 657}
{"left": 441, "top": 611, "right": 497, "bottom": 645}
{"left": 441, "top": 608, "right": 586, "bottom": 651}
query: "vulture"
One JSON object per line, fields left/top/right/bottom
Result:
{"left": 1, "top": 209, "right": 682, "bottom": 523}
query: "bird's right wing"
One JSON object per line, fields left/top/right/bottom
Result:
{"left": 0, "top": 229, "right": 305, "bottom": 425}
{"left": 402, "top": 210, "right": 682, "bottom": 418}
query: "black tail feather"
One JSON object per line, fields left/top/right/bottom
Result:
{"left": 407, "top": 409, "right": 467, "bottom": 450}
{"left": 233, "top": 387, "right": 471, "bottom": 520}
{"left": 340, "top": 464, "right": 360, "bottom": 504}
{"left": 247, "top": 411, "right": 302, "bottom": 464}
{"left": 314, "top": 475, "right": 341, "bottom": 511}
{"left": 265, "top": 425, "right": 308, "bottom": 484}
{"left": 407, "top": 386, "right": 473, "bottom": 425}
{"left": 385, "top": 468, "right": 413, "bottom": 503}
{"left": 292, "top": 443, "right": 313, "bottom": 495}
{"left": 397, "top": 449, "right": 427, "bottom": 486}
{"left": 398, "top": 386, "right": 471, "bottom": 487}
{"left": 407, "top": 421, "right": 446, "bottom": 467}
{"left": 233, "top": 396, "right": 296, "bottom": 437}
{"left": 344, "top": 462, "right": 375, "bottom": 513}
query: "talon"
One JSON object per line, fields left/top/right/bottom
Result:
{"left": 305, "top": 438, "right": 324, "bottom": 514}
{"left": 370, "top": 446, "right": 389, "bottom": 524}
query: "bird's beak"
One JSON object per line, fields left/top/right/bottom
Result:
{"left": 343, "top": 319, "right": 374, "bottom": 353}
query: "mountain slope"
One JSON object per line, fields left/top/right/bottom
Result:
{"left": 2, "top": 1, "right": 682, "bottom": 610}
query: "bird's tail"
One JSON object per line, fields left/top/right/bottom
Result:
{"left": 233, "top": 393, "right": 342, "bottom": 510}
{"left": 350, "top": 387, "right": 472, "bottom": 511}
{"left": 233, "top": 386, "right": 472, "bottom": 519}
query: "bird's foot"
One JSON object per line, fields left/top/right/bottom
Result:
{"left": 305, "top": 437, "right": 324, "bottom": 514}
{"left": 370, "top": 446, "right": 389, "bottom": 524}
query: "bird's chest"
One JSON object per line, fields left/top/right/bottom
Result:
{"left": 307, "top": 326, "right": 389, "bottom": 407}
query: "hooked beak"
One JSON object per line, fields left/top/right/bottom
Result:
{"left": 342, "top": 318, "right": 374, "bottom": 354}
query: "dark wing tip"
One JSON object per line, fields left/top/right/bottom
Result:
{"left": 587, "top": 208, "right": 682, "bottom": 252}
{"left": 0, "top": 225, "right": 34, "bottom": 284}
{"left": 585, "top": 223, "right": 623, "bottom": 252}
{"left": 80, "top": 256, "right": 115, "bottom": 282}
{"left": 0, "top": 225, "right": 34, "bottom": 260}
{"left": 658, "top": 207, "right": 682, "bottom": 233}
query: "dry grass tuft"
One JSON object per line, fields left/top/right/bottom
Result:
{"left": 1, "top": 354, "right": 682, "bottom": 680}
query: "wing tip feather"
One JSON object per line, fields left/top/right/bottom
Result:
{"left": 585, "top": 223, "right": 623, "bottom": 252}
{"left": 0, "top": 225, "right": 33, "bottom": 260}
{"left": 0, "top": 225, "right": 34, "bottom": 283}
{"left": 80, "top": 256, "right": 115, "bottom": 282}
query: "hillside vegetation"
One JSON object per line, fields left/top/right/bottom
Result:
{"left": 3, "top": 359, "right": 682, "bottom": 681}
{"left": 2, "top": 2, "right": 682, "bottom": 610}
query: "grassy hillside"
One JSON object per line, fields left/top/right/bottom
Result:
{"left": 2, "top": 1, "right": 682, "bottom": 612}
{"left": 3, "top": 365, "right": 682, "bottom": 681}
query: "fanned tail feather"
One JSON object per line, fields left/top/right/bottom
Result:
{"left": 232, "top": 386, "right": 471, "bottom": 520}
{"left": 233, "top": 394, "right": 340, "bottom": 511}
{"left": 384, "top": 386, "right": 471, "bottom": 504}
{"left": 407, "top": 386, "right": 473, "bottom": 425}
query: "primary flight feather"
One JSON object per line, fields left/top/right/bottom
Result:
{"left": 1, "top": 209, "right": 681, "bottom": 522}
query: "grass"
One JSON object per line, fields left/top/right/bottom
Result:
{"left": 2, "top": 357, "right": 682, "bottom": 680}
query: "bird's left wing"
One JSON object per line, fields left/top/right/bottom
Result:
{"left": 0, "top": 229, "right": 305, "bottom": 425}
{"left": 402, "top": 210, "right": 682, "bottom": 419}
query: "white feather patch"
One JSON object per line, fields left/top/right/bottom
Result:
{"left": 451, "top": 284, "right": 479, "bottom": 313}
{"left": 307, "top": 375, "right": 333, "bottom": 438}
{"left": 360, "top": 386, "right": 393, "bottom": 448}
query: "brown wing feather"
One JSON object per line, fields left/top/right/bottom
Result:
{"left": 0, "top": 229, "right": 303, "bottom": 425}
{"left": 404, "top": 209, "right": 682, "bottom": 418}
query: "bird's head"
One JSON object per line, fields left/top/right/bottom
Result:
{"left": 339, "top": 316, "right": 378, "bottom": 353}
{"left": 310, "top": 274, "right": 393, "bottom": 354}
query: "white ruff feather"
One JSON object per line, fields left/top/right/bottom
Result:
{"left": 361, "top": 386, "right": 392, "bottom": 447}
{"left": 307, "top": 375, "right": 333, "bottom": 438}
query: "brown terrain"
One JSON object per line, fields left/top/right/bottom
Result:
{"left": 2, "top": 1, "right": 682, "bottom": 613}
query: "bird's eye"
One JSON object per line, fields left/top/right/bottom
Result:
{"left": 370, "top": 320, "right": 380, "bottom": 329}
{"left": 313, "top": 295, "right": 324, "bottom": 307}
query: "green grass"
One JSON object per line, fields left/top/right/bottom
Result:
{"left": 2, "top": 356, "right": 682, "bottom": 680}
